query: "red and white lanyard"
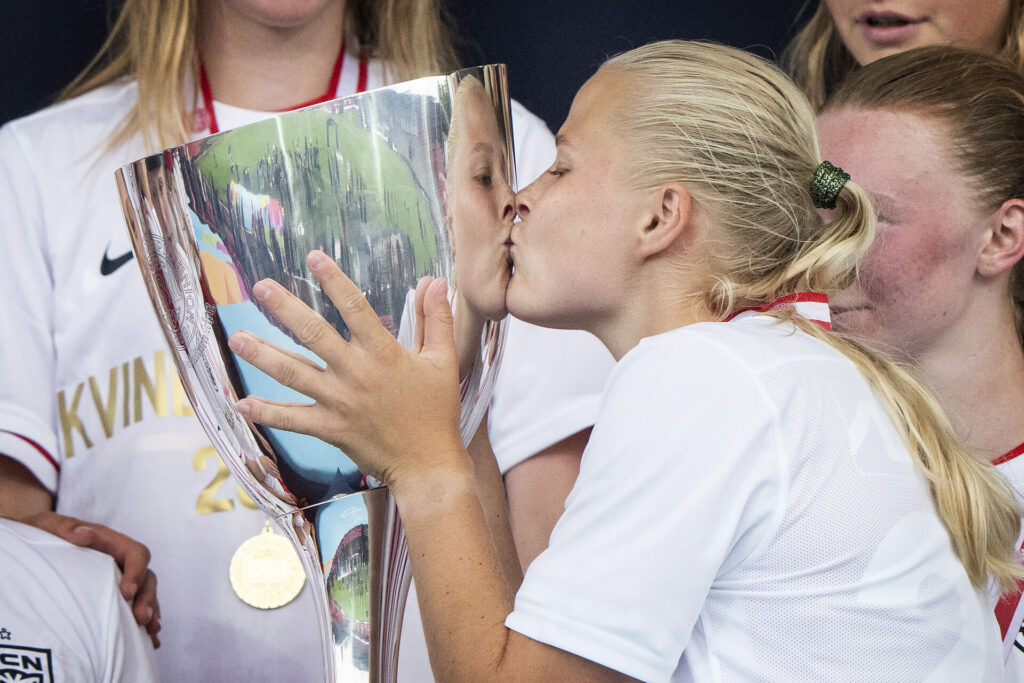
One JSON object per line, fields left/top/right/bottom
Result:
{"left": 994, "top": 441, "right": 1024, "bottom": 660}
{"left": 197, "top": 40, "right": 368, "bottom": 136}
{"left": 725, "top": 292, "right": 832, "bottom": 330}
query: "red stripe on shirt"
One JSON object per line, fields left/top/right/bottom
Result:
{"left": 1, "top": 430, "right": 59, "bottom": 471}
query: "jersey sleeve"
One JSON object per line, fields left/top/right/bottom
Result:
{"left": 0, "top": 122, "right": 60, "bottom": 492}
{"left": 488, "top": 317, "right": 615, "bottom": 473}
{"left": 505, "top": 331, "right": 786, "bottom": 681}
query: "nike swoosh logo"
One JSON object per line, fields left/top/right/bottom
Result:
{"left": 100, "top": 244, "right": 135, "bottom": 276}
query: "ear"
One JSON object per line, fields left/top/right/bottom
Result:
{"left": 637, "top": 182, "right": 693, "bottom": 258}
{"left": 977, "top": 198, "right": 1024, "bottom": 278}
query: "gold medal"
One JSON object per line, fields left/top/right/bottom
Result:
{"left": 229, "top": 520, "right": 306, "bottom": 609}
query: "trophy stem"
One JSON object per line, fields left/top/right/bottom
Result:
{"left": 278, "top": 487, "right": 410, "bottom": 682}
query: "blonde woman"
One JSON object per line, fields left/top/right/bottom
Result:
{"left": 817, "top": 45, "right": 1024, "bottom": 675}
{"left": 229, "top": 40, "right": 1020, "bottom": 680}
{"left": 0, "top": 0, "right": 560, "bottom": 679}
{"left": 784, "top": 0, "right": 1024, "bottom": 108}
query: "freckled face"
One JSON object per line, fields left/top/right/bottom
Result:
{"left": 817, "top": 108, "right": 992, "bottom": 356}
{"left": 507, "top": 71, "right": 649, "bottom": 331}
{"left": 825, "top": 0, "right": 1011, "bottom": 66}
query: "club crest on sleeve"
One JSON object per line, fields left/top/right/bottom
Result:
{"left": 0, "top": 645, "right": 54, "bottom": 683}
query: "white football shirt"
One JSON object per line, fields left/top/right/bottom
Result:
{"left": 508, "top": 316, "right": 1002, "bottom": 682}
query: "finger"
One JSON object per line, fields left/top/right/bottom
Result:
{"left": 307, "top": 250, "right": 393, "bottom": 347}
{"left": 421, "top": 278, "right": 457, "bottom": 363}
{"left": 37, "top": 514, "right": 151, "bottom": 603}
{"left": 133, "top": 569, "right": 159, "bottom": 633}
{"left": 413, "top": 277, "right": 434, "bottom": 354}
{"left": 251, "top": 278, "right": 348, "bottom": 367}
{"left": 231, "top": 330, "right": 325, "bottom": 370}
{"left": 236, "top": 396, "right": 337, "bottom": 445}
{"left": 229, "top": 330, "right": 325, "bottom": 399}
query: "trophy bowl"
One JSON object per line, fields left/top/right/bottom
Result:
{"left": 114, "top": 65, "right": 515, "bottom": 682}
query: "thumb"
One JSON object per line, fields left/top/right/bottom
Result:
{"left": 420, "top": 278, "right": 455, "bottom": 361}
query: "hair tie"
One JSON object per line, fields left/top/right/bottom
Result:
{"left": 809, "top": 161, "right": 850, "bottom": 210}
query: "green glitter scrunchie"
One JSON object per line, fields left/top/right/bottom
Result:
{"left": 809, "top": 161, "right": 851, "bottom": 210}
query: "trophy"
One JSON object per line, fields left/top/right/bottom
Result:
{"left": 114, "top": 65, "right": 515, "bottom": 682}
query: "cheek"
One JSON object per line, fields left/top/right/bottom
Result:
{"left": 937, "top": 0, "right": 1010, "bottom": 49}
{"left": 855, "top": 223, "right": 974, "bottom": 342}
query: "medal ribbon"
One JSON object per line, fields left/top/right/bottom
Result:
{"left": 725, "top": 292, "right": 832, "bottom": 331}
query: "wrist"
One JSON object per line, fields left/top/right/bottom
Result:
{"left": 388, "top": 448, "right": 476, "bottom": 522}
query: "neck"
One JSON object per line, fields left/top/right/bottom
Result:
{"left": 595, "top": 261, "right": 713, "bottom": 361}
{"left": 914, "top": 300, "right": 1024, "bottom": 462}
{"left": 198, "top": 2, "right": 345, "bottom": 111}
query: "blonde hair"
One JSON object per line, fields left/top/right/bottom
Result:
{"left": 602, "top": 40, "right": 1023, "bottom": 591}
{"left": 784, "top": 0, "right": 1024, "bottom": 109}
{"left": 60, "top": 0, "right": 459, "bottom": 150}
{"left": 823, "top": 46, "right": 1024, "bottom": 349}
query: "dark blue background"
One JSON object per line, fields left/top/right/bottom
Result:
{"left": 4, "top": 0, "right": 810, "bottom": 132}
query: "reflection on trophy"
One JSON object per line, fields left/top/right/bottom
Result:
{"left": 114, "top": 65, "right": 515, "bottom": 682}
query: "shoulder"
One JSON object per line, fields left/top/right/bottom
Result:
{"left": 608, "top": 318, "right": 858, "bottom": 419}
{"left": 2, "top": 80, "right": 136, "bottom": 143}
{"left": 0, "top": 519, "right": 119, "bottom": 580}
{"left": 634, "top": 316, "right": 854, "bottom": 374}
{"left": 508, "top": 100, "right": 555, "bottom": 186}
{"left": 510, "top": 99, "right": 550, "bottom": 137}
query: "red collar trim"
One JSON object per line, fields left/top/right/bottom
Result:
{"left": 992, "top": 441, "right": 1024, "bottom": 466}
{"left": 725, "top": 292, "right": 832, "bottom": 331}
{"left": 199, "top": 40, "right": 365, "bottom": 135}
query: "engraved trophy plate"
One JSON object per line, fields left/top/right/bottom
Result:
{"left": 115, "top": 65, "right": 515, "bottom": 682}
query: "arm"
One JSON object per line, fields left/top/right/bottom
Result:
{"left": 230, "top": 253, "right": 631, "bottom": 681}
{"left": 0, "top": 454, "right": 53, "bottom": 520}
{"left": 466, "top": 415, "right": 522, "bottom": 588}
{"left": 0, "top": 454, "right": 161, "bottom": 645}
{"left": 503, "top": 429, "right": 587, "bottom": 570}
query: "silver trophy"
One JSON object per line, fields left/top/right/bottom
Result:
{"left": 114, "top": 65, "right": 515, "bottom": 682}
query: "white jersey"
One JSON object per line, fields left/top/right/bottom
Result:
{"left": 488, "top": 319, "right": 616, "bottom": 473}
{"left": 995, "top": 446, "right": 1024, "bottom": 680}
{"left": 0, "top": 519, "right": 158, "bottom": 683}
{"left": 507, "top": 315, "right": 1002, "bottom": 682}
{"left": 0, "top": 49, "right": 561, "bottom": 682}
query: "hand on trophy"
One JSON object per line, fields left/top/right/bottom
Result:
{"left": 229, "top": 250, "right": 468, "bottom": 490}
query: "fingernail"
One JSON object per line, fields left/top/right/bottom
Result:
{"left": 228, "top": 333, "right": 248, "bottom": 354}
{"left": 252, "top": 281, "right": 271, "bottom": 301}
{"left": 143, "top": 606, "right": 153, "bottom": 622}
{"left": 126, "top": 583, "right": 138, "bottom": 600}
{"left": 308, "top": 250, "right": 328, "bottom": 271}
{"left": 236, "top": 400, "right": 252, "bottom": 418}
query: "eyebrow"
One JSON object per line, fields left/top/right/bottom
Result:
{"left": 554, "top": 133, "right": 572, "bottom": 148}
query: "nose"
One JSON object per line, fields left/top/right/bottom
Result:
{"left": 501, "top": 183, "right": 515, "bottom": 222}
{"left": 515, "top": 187, "right": 531, "bottom": 220}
